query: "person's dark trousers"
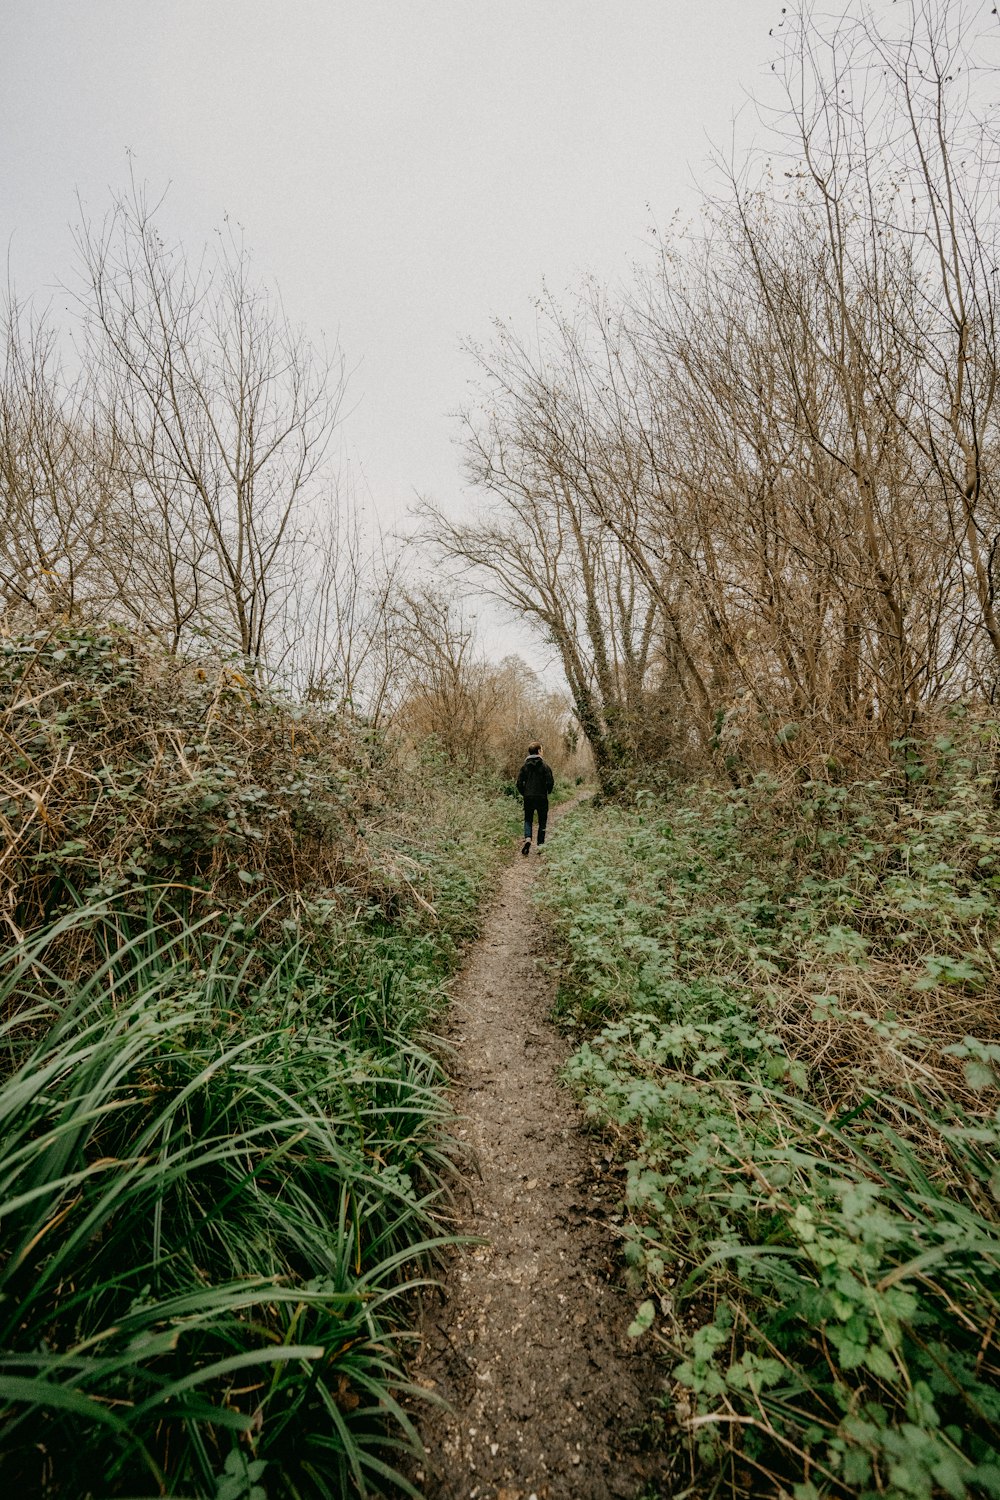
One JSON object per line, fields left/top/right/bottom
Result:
{"left": 523, "top": 796, "right": 549, "bottom": 846}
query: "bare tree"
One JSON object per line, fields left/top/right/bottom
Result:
{"left": 74, "top": 181, "right": 346, "bottom": 671}
{"left": 387, "top": 585, "right": 505, "bottom": 769}
{"left": 0, "top": 293, "right": 124, "bottom": 619}
{"left": 430, "top": 1, "right": 1000, "bottom": 783}
{"left": 772, "top": 0, "right": 1000, "bottom": 691}
{"left": 285, "top": 472, "right": 405, "bottom": 725}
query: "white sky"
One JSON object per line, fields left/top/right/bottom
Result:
{"left": 2, "top": 1, "right": 783, "bottom": 663}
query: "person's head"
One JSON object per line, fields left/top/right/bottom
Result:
{"left": 528, "top": 741, "right": 542, "bottom": 756}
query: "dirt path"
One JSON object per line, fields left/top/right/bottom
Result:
{"left": 409, "top": 807, "right": 671, "bottom": 1500}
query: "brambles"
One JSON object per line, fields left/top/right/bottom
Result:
{"left": 0, "top": 622, "right": 388, "bottom": 937}
{"left": 538, "top": 738, "right": 1000, "bottom": 1498}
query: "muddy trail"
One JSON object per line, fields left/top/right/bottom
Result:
{"left": 409, "top": 803, "right": 673, "bottom": 1500}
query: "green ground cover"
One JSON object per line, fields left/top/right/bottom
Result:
{"left": 0, "top": 626, "right": 513, "bottom": 1499}
{"left": 537, "top": 742, "right": 1000, "bottom": 1499}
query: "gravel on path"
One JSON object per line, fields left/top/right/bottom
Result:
{"left": 409, "top": 808, "right": 673, "bottom": 1500}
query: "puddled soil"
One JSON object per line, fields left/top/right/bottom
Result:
{"left": 409, "top": 807, "right": 675, "bottom": 1499}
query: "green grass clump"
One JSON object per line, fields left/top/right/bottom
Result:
{"left": 0, "top": 915, "right": 443, "bottom": 1497}
{"left": 537, "top": 751, "right": 1000, "bottom": 1500}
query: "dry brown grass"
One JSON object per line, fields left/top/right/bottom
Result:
{"left": 764, "top": 960, "right": 999, "bottom": 1119}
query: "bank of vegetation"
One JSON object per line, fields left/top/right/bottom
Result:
{"left": 0, "top": 618, "right": 542, "bottom": 1498}
{"left": 539, "top": 730, "right": 1000, "bottom": 1498}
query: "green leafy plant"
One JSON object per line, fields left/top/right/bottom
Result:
{"left": 0, "top": 907, "right": 457, "bottom": 1497}
{"left": 0, "top": 643, "right": 514, "bottom": 1498}
{"left": 538, "top": 765, "right": 1000, "bottom": 1498}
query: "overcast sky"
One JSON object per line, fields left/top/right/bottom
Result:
{"left": 2, "top": 1, "right": 783, "bottom": 659}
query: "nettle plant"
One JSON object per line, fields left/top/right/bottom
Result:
{"left": 540, "top": 775, "right": 1000, "bottom": 1499}
{"left": 669, "top": 1087, "right": 1000, "bottom": 1500}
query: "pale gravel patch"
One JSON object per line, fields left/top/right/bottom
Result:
{"left": 408, "top": 803, "right": 673, "bottom": 1500}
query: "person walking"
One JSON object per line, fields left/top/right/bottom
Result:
{"left": 516, "top": 741, "right": 554, "bottom": 856}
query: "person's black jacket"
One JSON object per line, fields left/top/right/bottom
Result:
{"left": 516, "top": 754, "right": 554, "bottom": 801}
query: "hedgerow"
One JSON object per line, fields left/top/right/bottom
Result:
{"left": 537, "top": 725, "right": 1000, "bottom": 1499}
{"left": 0, "top": 622, "right": 512, "bottom": 1498}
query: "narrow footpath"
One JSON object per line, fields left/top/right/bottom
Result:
{"left": 410, "top": 806, "right": 672, "bottom": 1500}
